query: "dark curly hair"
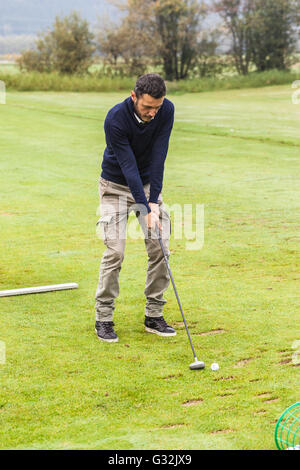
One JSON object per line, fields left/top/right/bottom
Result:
{"left": 134, "top": 73, "right": 166, "bottom": 99}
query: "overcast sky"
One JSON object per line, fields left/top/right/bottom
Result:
{"left": 0, "top": 0, "right": 117, "bottom": 35}
{"left": 0, "top": 0, "right": 226, "bottom": 55}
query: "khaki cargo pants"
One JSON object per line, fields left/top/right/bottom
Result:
{"left": 95, "top": 177, "right": 171, "bottom": 322}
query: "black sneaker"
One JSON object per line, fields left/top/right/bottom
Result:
{"left": 145, "top": 316, "right": 176, "bottom": 337}
{"left": 95, "top": 321, "right": 119, "bottom": 343}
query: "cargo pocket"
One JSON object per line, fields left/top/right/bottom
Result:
{"left": 96, "top": 215, "right": 114, "bottom": 242}
{"left": 99, "top": 178, "right": 110, "bottom": 199}
{"left": 160, "top": 208, "right": 171, "bottom": 238}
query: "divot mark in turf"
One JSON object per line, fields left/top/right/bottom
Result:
{"left": 233, "top": 358, "right": 254, "bottom": 368}
{"left": 210, "top": 429, "right": 235, "bottom": 435}
{"left": 195, "top": 329, "right": 225, "bottom": 337}
{"left": 217, "top": 392, "right": 235, "bottom": 398}
{"left": 161, "top": 374, "right": 183, "bottom": 380}
{"left": 256, "top": 392, "right": 271, "bottom": 398}
{"left": 161, "top": 423, "right": 186, "bottom": 429}
{"left": 214, "top": 376, "right": 234, "bottom": 381}
{"left": 182, "top": 399, "right": 203, "bottom": 407}
{"left": 279, "top": 349, "right": 293, "bottom": 365}
{"left": 279, "top": 359, "right": 291, "bottom": 365}
{"left": 173, "top": 321, "right": 197, "bottom": 328}
{"left": 254, "top": 409, "right": 267, "bottom": 415}
{"left": 263, "top": 397, "right": 279, "bottom": 403}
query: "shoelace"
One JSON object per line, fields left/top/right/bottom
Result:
{"left": 99, "top": 322, "right": 115, "bottom": 333}
{"left": 155, "top": 317, "right": 169, "bottom": 328}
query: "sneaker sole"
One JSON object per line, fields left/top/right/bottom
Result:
{"left": 95, "top": 329, "right": 119, "bottom": 343}
{"left": 145, "top": 326, "right": 176, "bottom": 337}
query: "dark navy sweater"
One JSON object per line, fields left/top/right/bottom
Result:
{"left": 101, "top": 96, "right": 174, "bottom": 213}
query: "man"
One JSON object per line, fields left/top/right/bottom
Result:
{"left": 95, "top": 73, "right": 175, "bottom": 342}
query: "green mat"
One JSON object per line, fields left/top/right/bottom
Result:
{"left": 275, "top": 403, "right": 300, "bottom": 450}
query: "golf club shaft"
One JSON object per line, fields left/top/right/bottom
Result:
{"left": 155, "top": 225, "right": 198, "bottom": 360}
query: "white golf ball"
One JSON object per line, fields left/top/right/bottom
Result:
{"left": 211, "top": 362, "right": 219, "bottom": 371}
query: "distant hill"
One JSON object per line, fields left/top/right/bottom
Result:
{"left": 0, "top": 0, "right": 120, "bottom": 53}
{"left": 0, "top": 0, "right": 224, "bottom": 55}
{"left": 0, "top": 0, "right": 117, "bottom": 35}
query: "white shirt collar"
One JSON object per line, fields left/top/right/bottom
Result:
{"left": 134, "top": 112, "right": 144, "bottom": 124}
{"left": 134, "top": 112, "right": 154, "bottom": 125}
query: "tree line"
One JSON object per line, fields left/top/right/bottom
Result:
{"left": 18, "top": 0, "right": 300, "bottom": 79}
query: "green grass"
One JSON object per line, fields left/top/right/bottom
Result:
{"left": 0, "top": 85, "right": 299, "bottom": 450}
{"left": 0, "top": 68, "right": 299, "bottom": 93}
{"left": 0, "top": 70, "right": 135, "bottom": 92}
{"left": 0, "top": 63, "right": 19, "bottom": 75}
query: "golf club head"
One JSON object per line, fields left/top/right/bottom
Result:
{"left": 189, "top": 360, "right": 205, "bottom": 370}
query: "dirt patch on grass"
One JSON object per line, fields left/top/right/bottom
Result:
{"left": 161, "top": 423, "right": 186, "bottom": 429}
{"left": 217, "top": 392, "right": 235, "bottom": 398}
{"left": 255, "top": 393, "right": 279, "bottom": 403}
{"left": 173, "top": 321, "right": 197, "bottom": 328}
{"left": 279, "top": 359, "right": 291, "bottom": 365}
{"left": 182, "top": 399, "right": 203, "bottom": 407}
{"left": 0, "top": 213, "right": 14, "bottom": 216}
{"left": 254, "top": 409, "right": 267, "bottom": 415}
{"left": 210, "top": 429, "right": 235, "bottom": 435}
{"left": 161, "top": 373, "right": 183, "bottom": 380}
{"left": 279, "top": 349, "right": 293, "bottom": 366}
{"left": 233, "top": 358, "right": 254, "bottom": 368}
{"left": 214, "top": 376, "right": 234, "bottom": 381}
{"left": 263, "top": 397, "right": 279, "bottom": 403}
{"left": 195, "top": 329, "right": 225, "bottom": 337}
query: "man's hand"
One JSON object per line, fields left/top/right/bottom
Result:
{"left": 145, "top": 206, "right": 162, "bottom": 230}
{"left": 149, "top": 202, "right": 160, "bottom": 217}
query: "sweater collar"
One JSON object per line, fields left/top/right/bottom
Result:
{"left": 133, "top": 111, "right": 154, "bottom": 125}
{"left": 127, "top": 97, "right": 154, "bottom": 126}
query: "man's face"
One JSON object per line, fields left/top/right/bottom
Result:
{"left": 131, "top": 91, "right": 164, "bottom": 122}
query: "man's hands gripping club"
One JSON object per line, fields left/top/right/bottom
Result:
{"left": 145, "top": 202, "right": 162, "bottom": 231}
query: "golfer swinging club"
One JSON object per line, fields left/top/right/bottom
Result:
{"left": 95, "top": 73, "right": 175, "bottom": 342}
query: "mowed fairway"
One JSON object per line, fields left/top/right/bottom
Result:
{"left": 0, "top": 86, "right": 299, "bottom": 450}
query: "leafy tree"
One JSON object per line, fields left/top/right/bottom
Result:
{"left": 18, "top": 12, "right": 95, "bottom": 74}
{"left": 214, "top": 0, "right": 252, "bottom": 75}
{"left": 97, "top": 28, "right": 124, "bottom": 66}
{"left": 17, "top": 34, "right": 54, "bottom": 72}
{"left": 97, "top": 0, "right": 207, "bottom": 80}
{"left": 194, "top": 29, "right": 230, "bottom": 77}
{"left": 214, "top": 0, "right": 300, "bottom": 74}
{"left": 153, "top": 0, "right": 207, "bottom": 80}
{"left": 97, "top": 4, "right": 156, "bottom": 76}
{"left": 50, "top": 12, "right": 95, "bottom": 74}
{"left": 249, "top": 0, "right": 299, "bottom": 71}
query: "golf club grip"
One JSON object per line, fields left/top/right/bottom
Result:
{"left": 155, "top": 224, "right": 198, "bottom": 359}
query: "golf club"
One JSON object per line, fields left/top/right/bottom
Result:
{"left": 155, "top": 224, "right": 205, "bottom": 371}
